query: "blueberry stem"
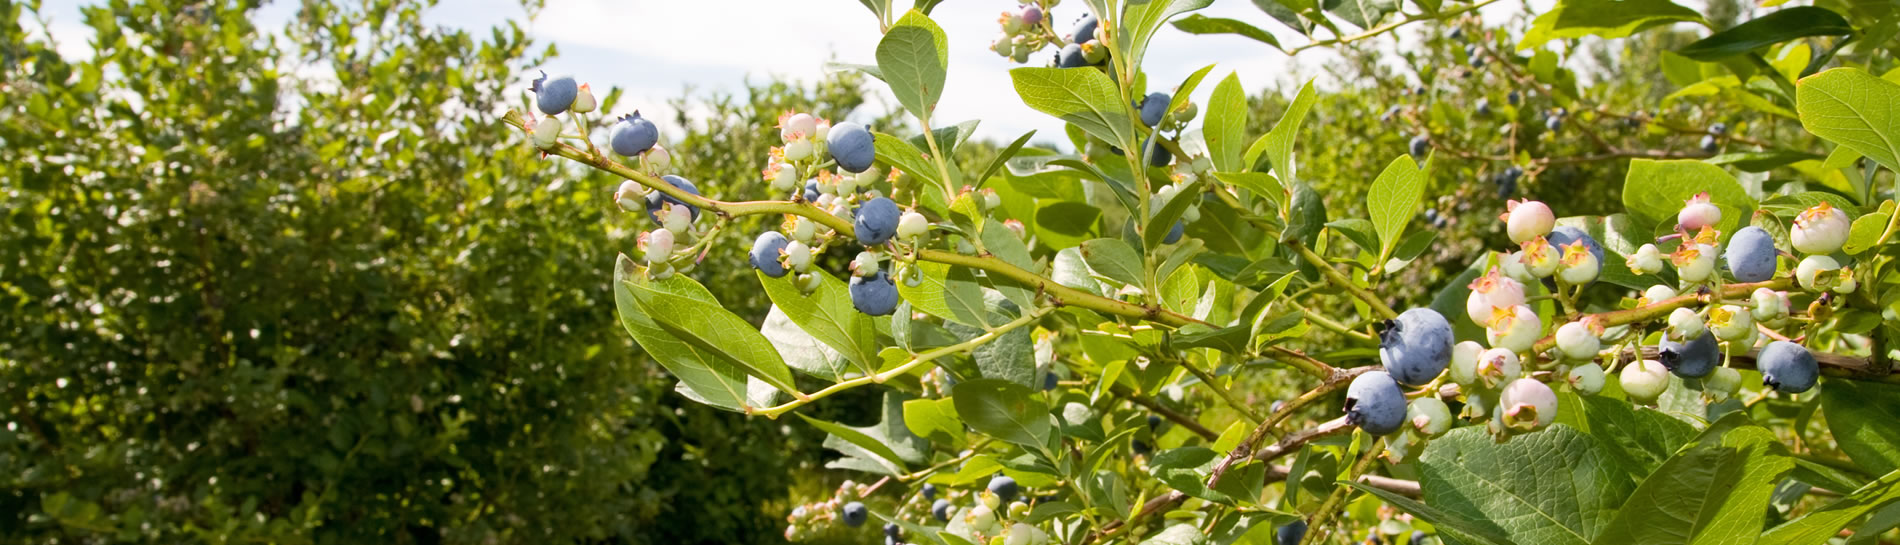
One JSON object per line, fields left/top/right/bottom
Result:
{"left": 1300, "top": 435, "right": 1385, "bottom": 545}
{"left": 1180, "top": 358, "right": 1264, "bottom": 425}
{"left": 1286, "top": 299, "right": 1377, "bottom": 344}
{"left": 1290, "top": 241, "right": 1401, "bottom": 320}
{"left": 1286, "top": 0, "right": 1500, "bottom": 55}
{"left": 750, "top": 306, "right": 1051, "bottom": 418}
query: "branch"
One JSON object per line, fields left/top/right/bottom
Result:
{"left": 1291, "top": 241, "right": 1400, "bottom": 320}
{"left": 1301, "top": 437, "right": 1384, "bottom": 545}
{"left": 1117, "top": 387, "right": 1222, "bottom": 441}
{"left": 1287, "top": 0, "right": 1501, "bottom": 55}
{"left": 752, "top": 307, "right": 1051, "bottom": 417}
{"left": 1265, "top": 463, "right": 1421, "bottom": 499}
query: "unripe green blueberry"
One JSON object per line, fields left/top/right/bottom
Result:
{"left": 614, "top": 181, "right": 645, "bottom": 210}
{"left": 1707, "top": 305, "right": 1753, "bottom": 342}
{"left": 1626, "top": 243, "right": 1664, "bottom": 275}
{"left": 1834, "top": 269, "right": 1858, "bottom": 294}
{"left": 1673, "top": 243, "right": 1718, "bottom": 283}
{"left": 1498, "top": 251, "right": 1536, "bottom": 284}
{"left": 1796, "top": 255, "right": 1841, "bottom": 292}
{"left": 533, "top": 116, "right": 563, "bottom": 149}
{"left": 1723, "top": 327, "right": 1759, "bottom": 356}
{"left": 1557, "top": 240, "right": 1601, "bottom": 284}
{"left": 571, "top": 83, "right": 597, "bottom": 114}
{"left": 1750, "top": 287, "right": 1786, "bottom": 322}
{"left": 645, "top": 229, "right": 675, "bottom": 264}
{"left": 1476, "top": 348, "right": 1522, "bottom": 389}
{"left": 1005, "top": 523, "right": 1038, "bottom": 545}
{"left": 1677, "top": 192, "right": 1722, "bottom": 231}
{"left": 1668, "top": 307, "right": 1705, "bottom": 340}
{"left": 785, "top": 240, "right": 813, "bottom": 272}
{"left": 1008, "top": 501, "right": 1030, "bottom": 520}
{"left": 1498, "top": 378, "right": 1558, "bottom": 432}
{"left": 1408, "top": 397, "right": 1453, "bottom": 437}
{"left": 1619, "top": 359, "right": 1671, "bottom": 403}
{"left": 1566, "top": 363, "right": 1606, "bottom": 394}
{"left": 967, "top": 504, "right": 998, "bottom": 531}
{"left": 792, "top": 217, "right": 817, "bottom": 243}
{"left": 795, "top": 272, "right": 822, "bottom": 294}
{"left": 643, "top": 145, "right": 672, "bottom": 174}
{"left": 1484, "top": 304, "right": 1540, "bottom": 353}
{"left": 1791, "top": 201, "right": 1849, "bottom": 255}
{"left": 1642, "top": 284, "right": 1677, "bottom": 305}
{"left": 769, "top": 164, "right": 798, "bottom": 192}
{"left": 1519, "top": 237, "right": 1559, "bottom": 277}
{"left": 851, "top": 251, "right": 881, "bottom": 277}
{"left": 1466, "top": 268, "right": 1525, "bottom": 325}
{"left": 897, "top": 211, "right": 929, "bottom": 239}
{"left": 1705, "top": 366, "right": 1742, "bottom": 401}
{"left": 1554, "top": 319, "right": 1602, "bottom": 361}
{"left": 784, "top": 138, "right": 813, "bottom": 161}
{"left": 1462, "top": 390, "right": 1492, "bottom": 421}
{"left": 1448, "top": 340, "right": 1485, "bottom": 385}
{"left": 1502, "top": 199, "right": 1555, "bottom": 243}
{"left": 662, "top": 203, "right": 692, "bottom": 233}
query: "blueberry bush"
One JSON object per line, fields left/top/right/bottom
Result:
{"left": 516, "top": 0, "right": 1900, "bottom": 543}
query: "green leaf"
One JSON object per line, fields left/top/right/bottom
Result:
{"left": 1677, "top": 7, "right": 1851, "bottom": 61}
{"left": 1351, "top": 483, "right": 1516, "bottom": 545}
{"left": 1590, "top": 416, "right": 1793, "bottom": 545}
{"left": 1169, "top": 15, "right": 1281, "bottom": 49}
{"left": 1116, "top": 0, "right": 1216, "bottom": 77}
{"left": 1080, "top": 238, "right": 1146, "bottom": 287}
{"left": 1281, "top": 183, "right": 1326, "bottom": 246}
{"left": 627, "top": 278, "right": 799, "bottom": 394}
{"left": 614, "top": 256, "right": 763, "bottom": 411}
{"left": 1245, "top": 79, "right": 1317, "bottom": 187}
{"left": 951, "top": 378, "right": 1054, "bottom": 450}
{"left": 877, "top": 10, "right": 949, "bottom": 121}
{"left": 1798, "top": 68, "right": 1900, "bottom": 173}
{"left": 1367, "top": 154, "right": 1430, "bottom": 266}
{"left": 1150, "top": 447, "right": 1233, "bottom": 503}
{"left": 1327, "top": 0, "right": 1396, "bottom": 30}
{"left": 1844, "top": 212, "right": 1890, "bottom": 254}
{"left": 801, "top": 413, "right": 911, "bottom": 475}
{"left": 760, "top": 306, "right": 854, "bottom": 382}
{"left": 904, "top": 397, "right": 965, "bottom": 446}
{"left": 1704, "top": 150, "right": 1827, "bottom": 172}
{"left": 1564, "top": 395, "right": 1699, "bottom": 478}
{"left": 1518, "top": 0, "right": 1703, "bottom": 51}
{"left": 1760, "top": 469, "right": 1900, "bottom": 545}
{"left": 1010, "top": 67, "right": 1132, "bottom": 149}
{"left": 898, "top": 261, "right": 995, "bottom": 328}
{"left": 1148, "top": 179, "right": 1206, "bottom": 249}
{"left": 1168, "top": 64, "right": 1219, "bottom": 115}
{"left": 946, "top": 314, "right": 1036, "bottom": 389}
{"left": 1621, "top": 159, "right": 1755, "bottom": 237}
{"left": 1821, "top": 380, "right": 1900, "bottom": 476}
{"left": 976, "top": 130, "right": 1037, "bottom": 186}
{"left": 1212, "top": 172, "right": 1285, "bottom": 205}
{"left": 1205, "top": 73, "right": 1249, "bottom": 173}
{"left": 1417, "top": 425, "right": 1635, "bottom": 545}
{"left": 759, "top": 269, "right": 881, "bottom": 375}
{"left": 824, "top": 61, "right": 886, "bottom": 82}
{"left": 1327, "top": 218, "right": 1380, "bottom": 254}
{"left": 875, "top": 132, "right": 945, "bottom": 190}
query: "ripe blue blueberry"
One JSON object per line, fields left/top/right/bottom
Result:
{"left": 1139, "top": 92, "right": 1170, "bottom": 128}
{"left": 1409, "top": 135, "right": 1430, "bottom": 158}
{"left": 803, "top": 180, "right": 821, "bottom": 202}
{"left": 1132, "top": 438, "right": 1152, "bottom": 456}
{"left": 922, "top": 483, "right": 938, "bottom": 501}
{"left": 1072, "top": 13, "right": 1099, "bottom": 44}
{"left": 1507, "top": 90, "right": 1521, "bottom": 106}
{"left": 611, "top": 112, "right": 659, "bottom": 157}
{"left": 1411, "top": 530, "right": 1429, "bottom": 545}
{"left": 842, "top": 501, "right": 868, "bottom": 527}
{"left": 1476, "top": 97, "right": 1492, "bottom": 116}
{"left": 1163, "top": 221, "right": 1184, "bottom": 244}
{"left": 1345, "top": 371, "right": 1407, "bottom": 435}
{"left": 1545, "top": 226, "right": 1604, "bottom": 266}
{"left": 1057, "top": 43, "right": 1088, "bottom": 68}
{"left": 1379, "top": 308, "right": 1453, "bottom": 386}
{"left": 855, "top": 196, "right": 901, "bottom": 246}
{"left": 751, "top": 231, "right": 791, "bottom": 278}
{"left": 829, "top": 121, "right": 876, "bottom": 173}
{"left": 1758, "top": 340, "right": 1818, "bottom": 393}
{"left": 850, "top": 270, "right": 900, "bottom": 316}
{"left": 1274, "top": 519, "right": 1308, "bottom": 545}
{"left": 1042, "top": 371, "right": 1058, "bottom": 391}
{"left": 1546, "top": 115, "right": 1564, "bottom": 131}
{"left": 532, "top": 71, "right": 578, "bottom": 115}
{"left": 1701, "top": 135, "right": 1719, "bottom": 153}
{"left": 1658, "top": 332, "right": 1719, "bottom": 378}
{"left": 644, "top": 175, "right": 701, "bottom": 223}
{"left": 1710, "top": 122, "right": 1728, "bottom": 135}
{"left": 885, "top": 522, "right": 901, "bottom": 539}
{"left": 1726, "top": 226, "right": 1777, "bottom": 282}
{"left": 1147, "top": 414, "right": 1162, "bottom": 429}
{"left": 931, "top": 499, "right": 952, "bottom": 521}
{"left": 987, "top": 476, "right": 1019, "bottom": 502}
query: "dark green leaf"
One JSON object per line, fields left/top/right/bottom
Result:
{"left": 1170, "top": 15, "right": 1283, "bottom": 49}
{"left": 1678, "top": 7, "right": 1852, "bottom": 61}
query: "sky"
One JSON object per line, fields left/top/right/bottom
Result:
{"left": 24, "top": 0, "right": 1529, "bottom": 146}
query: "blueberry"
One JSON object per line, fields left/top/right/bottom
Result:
{"left": 921, "top": 483, "right": 938, "bottom": 501}
{"left": 885, "top": 522, "right": 901, "bottom": 539}
{"left": 1409, "top": 135, "right": 1430, "bottom": 158}
{"left": 1545, "top": 226, "right": 1604, "bottom": 266}
{"left": 1380, "top": 105, "right": 1402, "bottom": 123}
{"left": 1710, "top": 122, "right": 1728, "bottom": 135}
{"left": 1139, "top": 92, "right": 1170, "bottom": 128}
{"left": 611, "top": 112, "right": 659, "bottom": 157}
{"left": 987, "top": 476, "right": 1019, "bottom": 502}
{"left": 1469, "top": 54, "right": 1486, "bottom": 68}
{"left": 1057, "top": 43, "right": 1088, "bottom": 68}
{"left": 1546, "top": 115, "right": 1564, "bottom": 131}
{"left": 829, "top": 121, "right": 876, "bottom": 173}
{"left": 1162, "top": 221, "right": 1184, "bottom": 244}
{"left": 1700, "top": 135, "right": 1719, "bottom": 153}
{"left": 750, "top": 232, "right": 791, "bottom": 278}
{"left": 1411, "top": 530, "right": 1429, "bottom": 545}
{"left": 842, "top": 501, "right": 869, "bottom": 527}
{"left": 1379, "top": 308, "right": 1453, "bottom": 386}
{"left": 1726, "top": 226, "right": 1777, "bottom": 282}
{"left": 532, "top": 71, "right": 578, "bottom": 116}
{"left": 1449, "top": 27, "right": 1464, "bottom": 41}
{"left": 1345, "top": 371, "right": 1407, "bottom": 435}
{"left": 1072, "top": 13, "right": 1099, "bottom": 44}
{"left": 1143, "top": 138, "right": 1172, "bottom": 167}
{"left": 1759, "top": 340, "right": 1818, "bottom": 393}
{"left": 1476, "top": 97, "right": 1492, "bottom": 116}
{"left": 1147, "top": 414, "right": 1162, "bottom": 429}
{"left": 803, "top": 180, "right": 820, "bottom": 202}
{"left": 1274, "top": 519, "right": 1308, "bottom": 545}
{"left": 855, "top": 196, "right": 901, "bottom": 246}
{"left": 1507, "top": 90, "right": 1521, "bottom": 106}
{"left": 644, "top": 175, "right": 701, "bottom": 223}
{"left": 850, "top": 270, "right": 900, "bottom": 316}
{"left": 1132, "top": 438, "right": 1152, "bottom": 455}
{"left": 1658, "top": 332, "right": 1719, "bottom": 378}
{"left": 1042, "top": 371, "right": 1058, "bottom": 391}
{"left": 931, "top": 499, "right": 952, "bottom": 521}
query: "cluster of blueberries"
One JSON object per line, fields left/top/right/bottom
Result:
{"left": 1273, "top": 519, "right": 1434, "bottom": 545}
{"left": 988, "top": 3, "right": 1046, "bottom": 64}
{"left": 788, "top": 476, "right": 1046, "bottom": 544}
{"left": 1341, "top": 194, "right": 1839, "bottom": 459}
{"left": 987, "top": 2, "right": 1110, "bottom": 70}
